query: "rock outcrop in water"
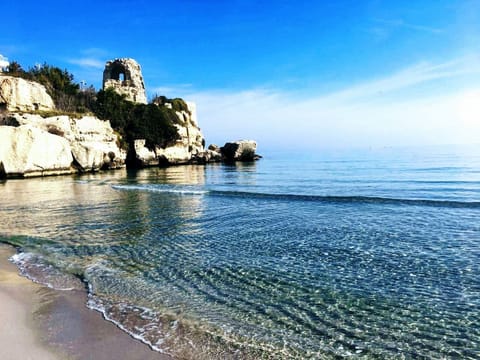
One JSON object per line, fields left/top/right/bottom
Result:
{"left": 0, "top": 124, "right": 73, "bottom": 177}
{"left": 220, "top": 140, "right": 260, "bottom": 161}
{"left": 0, "top": 113, "right": 126, "bottom": 177}
{"left": 132, "top": 101, "right": 208, "bottom": 166}
{"left": 0, "top": 75, "right": 55, "bottom": 112}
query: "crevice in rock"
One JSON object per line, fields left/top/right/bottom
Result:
{"left": 0, "top": 162, "right": 6, "bottom": 179}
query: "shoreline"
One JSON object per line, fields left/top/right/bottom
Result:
{"left": 0, "top": 244, "right": 171, "bottom": 360}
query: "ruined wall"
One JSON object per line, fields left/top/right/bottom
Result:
{"left": 103, "top": 58, "right": 147, "bottom": 104}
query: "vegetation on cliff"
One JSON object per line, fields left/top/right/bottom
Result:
{"left": 94, "top": 89, "right": 179, "bottom": 149}
{"left": 152, "top": 95, "right": 190, "bottom": 113}
{"left": 1, "top": 61, "right": 182, "bottom": 149}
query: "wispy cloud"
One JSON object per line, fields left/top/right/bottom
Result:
{"left": 368, "top": 18, "right": 444, "bottom": 42}
{"left": 374, "top": 18, "right": 444, "bottom": 34}
{"left": 303, "top": 56, "right": 480, "bottom": 106}
{"left": 0, "top": 54, "right": 9, "bottom": 68}
{"left": 81, "top": 48, "right": 109, "bottom": 57}
{"left": 67, "top": 48, "right": 110, "bottom": 70}
{"left": 150, "top": 84, "right": 193, "bottom": 97}
{"left": 181, "top": 56, "right": 480, "bottom": 150}
{"left": 68, "top": 57, "right": 104, "bottom": 69}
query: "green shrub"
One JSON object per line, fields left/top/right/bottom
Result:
{"left": 151, "top": 95, "right": 190, "bottom": 114}
{"left": 170, "top": 98, "right": 190, "bottom": 113}
{"left": 4, "top": 61, "right": 183, "bottom": 152}
{"left": 95, "top": 88, "right": 179, "bottom": 149}
{"left": 3, "top": 61, "right": 92, "bottom": 113}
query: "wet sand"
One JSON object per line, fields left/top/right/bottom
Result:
{"left": 0, "top": 244, "right": 171, "bottom": 360}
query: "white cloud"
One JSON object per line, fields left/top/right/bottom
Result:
{"left": 0, "top": 54, "right": 9, "bottom": 68}
{"left": 81, "top": 48, "right": 109, "bottom": 57}
{"left": 150, "top": 84, "right": 193, "bottom": 97}
{"left": 68, "top": 57, "right": 104, "bottom": 69}
{"left": 368, "top": 18, "right": 444, "bottom": 42}
{"left": 373, "top": 18, "right": 444, "bottom": 34}
{"left": 181, "top": 57, "right": 480, "bottom": 151}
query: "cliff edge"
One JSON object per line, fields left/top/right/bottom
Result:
{"left": 0, "top": 58, "right": 259, "bottom": 179}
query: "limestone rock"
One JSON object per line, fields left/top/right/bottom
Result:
{"left": 68, "top": 116, "right": 125, "bottom": 171}
{"left": 0, "top": 75, "right": 55, "bottom": 112}
{"left": 0, "top": 125, "right": 73, "bottom": 178}
{"left": 133, "top": 101, "right": 207, "bottom": 166}
{"left": 156, "top": 120, "right": 204, "bottom": 163}
{"left": 191, "top": 149, "right": 222, "bottom": 164}
{"left": 208, "top": 144, "right": 220, "bottom": 152}
{"left": 132, "top": 139, "right": 158, "bottom": 167}
{"left": 221, "top": 140, "right": 258, "bottom": 161}
{"left": 103, "top": 58, "right": 147, "bottom": 104}
{"left": 0, "top": 113, "right": 126, "bottom": 172}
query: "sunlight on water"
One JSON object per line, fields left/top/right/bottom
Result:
{"left": 1, "top": 147, "right": 480, "bottom": 358}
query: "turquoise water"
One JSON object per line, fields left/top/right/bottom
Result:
{"left": 1, "top": 146, "right": 480, "bottom": 358}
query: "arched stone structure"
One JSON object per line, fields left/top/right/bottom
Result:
{"left": 102, "top": 58, "right": 147, "bottom": 104}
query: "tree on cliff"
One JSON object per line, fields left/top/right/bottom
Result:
{"left": 95, "top": 88, "right": 180, "bottom": 149}
{"left": 28, "top": 63, "right": 80, "bottom": 112}
{"left": 2, "top": 61, "right": 88, "bottom": 112}
{"left": 2, "top": 61, "right": 25, "bottom": 76}
{"left": 3, "top": 61, "right": 182, "bottom": 151}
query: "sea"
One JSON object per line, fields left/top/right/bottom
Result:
{"left": 1, "top": 145, "right": 479, "bottom": 359}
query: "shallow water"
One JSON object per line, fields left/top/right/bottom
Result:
{"left": 1, "top": 146, "right": 480, "bottom": 358}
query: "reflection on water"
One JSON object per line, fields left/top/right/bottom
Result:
{"left": 1, "top": 154, "right": 480, "bottom": 358}
{"left": 128, "top": 164, "right": 207, "bottom": 185}
{"left": 0, "top": 167, "right": 207, "bottom": 249}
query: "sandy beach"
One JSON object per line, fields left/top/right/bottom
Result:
{"left": 0, "top": 244, "right": 171, "bottom": 360}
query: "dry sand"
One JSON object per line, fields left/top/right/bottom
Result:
{"left": 0, "top": 244, "right": 171, "bottom": 360}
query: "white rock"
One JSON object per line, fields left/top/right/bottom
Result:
{"left": 0, "top": 125, "right": 73, "bottom": 177}
{"left": 0, "top": 75, "right": 55, "bottom": 112}
{"left": 134, "top": 139, "right": 158, "bottom": 166}
{"left": 134, "top": 101, "right": 206, "bottom": 165}
{"left": 155, "top": 143, "right": 191, "bottom": 164}
{"left": 1, "top": 113, "right": 126, "bottom": 172}
{"left": 186, "top": 101, "right": 198, "bottom": 126}
{"left": 221, "top": 140, "right": 257, "bottom": 161}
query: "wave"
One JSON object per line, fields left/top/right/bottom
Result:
{"left": 209, "top": 190, "right": 480, "bottom": 208}
{"left": 111, "top": 184, "right": 480, "bottom": 208}
{"left": 111, "top": 184, "right": 208, "bottom": 196}
{"left": 9, "top": 252, "right": 85, "bottom": 291}
{"left": 86, "top": 286, "right": 169, "bottom": 354}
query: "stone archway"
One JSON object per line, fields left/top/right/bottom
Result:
{"left": 102, "top": 58, "right": 147, "bottom": 104}
{"left": 108, "top": 63, "right": 129, "bottom": 82}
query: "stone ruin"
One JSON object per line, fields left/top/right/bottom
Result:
{"left": 102, "top": 58, "right": 147, "bottom": 104}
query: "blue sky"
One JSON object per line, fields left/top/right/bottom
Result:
{"left": 2, "top": 1, "right": 480, "bottom": 150}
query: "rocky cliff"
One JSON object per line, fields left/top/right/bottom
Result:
{"left": 0, "top": 75, "right": 55, "bottom": 112}
{"left": 131, "top": 100, "right": 222, "bottom": 166}
{"left": 0, "top": 125, "right": 73, "bottom": 178}
{"left": 0, "top": 58, "right": 259, "bottom": 178}
{"left": 0, "top": 113, "right": 126, "bottom": 177}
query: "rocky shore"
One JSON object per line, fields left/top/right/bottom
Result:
{"left": 0, "top": 58, "right": 260, "bottom": 179}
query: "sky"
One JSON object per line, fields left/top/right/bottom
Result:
{"left": 1, "top": 0, "right": 480, "bottom": 151}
